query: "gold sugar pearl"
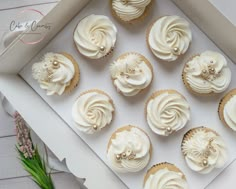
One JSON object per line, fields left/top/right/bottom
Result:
{"left": 93, "top": 125, "right": 98, "bottom": 130}
{"left": 202, "top": 159, "right": 208, "bottom": 167}
{"left": 53, "top": 60, "right": 59, "bottom": 66}
{"left": 122, "top": 152, "right": 127, "bottom": 158}
{"left": 166, "top": 127, "right": 172, "bottom": 133}
{"left": 100, "top": 46, "right": 105, "bottom": 52}
{"left": 202, "top": 69, "right": 207, "bottom": 74}
{"left": 52, "top": 60, "right": 60, "bottom": 69}
{"left": 173, "top": 47, "right": 179, "bottom": 53}
{"left": 116, "top": 154, "right": 121, "bottom": 161}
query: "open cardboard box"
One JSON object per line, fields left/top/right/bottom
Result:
{"left": 172, "top": 0, "right": 236, "bottom": 63}
{"left": 0, "top": 0, "right": 236, "bottom": 189}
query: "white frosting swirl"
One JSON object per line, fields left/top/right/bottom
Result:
{"left": 107, "top": 127, "right": 151, "bottom": 173}
{"left": 72, "top": 91, "right": 114, "bottom": 134}
{"left": 223, "top": 95, "right": 236, "bottom": 131}
{"left": 184, "top": 51, "right": 231, "bottom": 94}
{"left": 32, "top": 53, "right": 75, "bottom": 96}
{"left": 182, "top": 128, "right": 228, "bottom": 174}
{"left": 148, "top": 15, "right": 192, "bottom": 61}
{"left": 110, "top": 53, "right": 153, "bottom": 96}
{"left": 73, "top": 14, "right": 117, "bottom": 59}
{"left": 147, "top": 91, "right": 190, "bottom": 136}
{"left": 112, "top": 0, "right": 151, "bottom": 22}
{"left": 144, "top": 168, "right": 188, "bottom": 189}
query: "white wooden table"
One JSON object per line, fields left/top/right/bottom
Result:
{"left": 0, "top": 1, "right": 83, "bottom": 188}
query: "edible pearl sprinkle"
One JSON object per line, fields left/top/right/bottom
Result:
{"left": 93, "top": 125, "right": 98, "bottom": 130}
{"left": 173, "top": 47, "right": 179, "bottom": 53}
{"left": 100, "top": 46, "right": 105, "bottom": 52}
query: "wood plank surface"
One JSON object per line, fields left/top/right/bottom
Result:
{"left": 0, "top": 173, "right": 82, "bottom": 189}
{"left": 0, "top": 101, "right": 15, "bottom": 137}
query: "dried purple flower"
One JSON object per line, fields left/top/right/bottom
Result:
{"left": 14, "top": 112, "right": 35, "bottom": 159}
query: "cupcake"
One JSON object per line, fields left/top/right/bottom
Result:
{"left": 72, "top": 89, "right": 115, "bottom": 134}
{"left": 32, "top": 52, "right": 80, "bottom": 95}
{"left": 73, "top": 14, "right": 117, "bottom": 59}
{"left": 144, "top": 163, "right": 188, "bottom": 189}
{"left": 107, "top": 125, "right": 152, "bottom": 173}
{"left": 182, "top": 51, "right": 231, "bottom": 95}
{"left": 218, "top": 89, "right": 236, "bottom": 131}
{"left": 110, "top": 52, "right": 153, "bottom": 96}
{"left": 147, "top": 15, "right": 192, "bottom": 62}
{"left": 182, "top": 127, "right": 228, "bottom": 174}
{"left": 146, "top": 90, "right": 190, "bottom": 136}
{"left": 111, "top": 0, "right": 152, "bottom": 23}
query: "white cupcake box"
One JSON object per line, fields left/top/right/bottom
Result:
{"left": 172, "top": 0, "right": 236, "bottom": 63}
{"left": 0, "top": 0, "right": 236, "bottom": 189}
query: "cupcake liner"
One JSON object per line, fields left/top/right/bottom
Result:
{"left": 218, "top": 89, "right": 236, "bottom": 130}
{"left": 61, "top": 52, "right": 80, "bottom": 94}
{"left": 181, "top": 126, "right": 220, "bottom": 156}
{"left": 110, "top": 0, "right": 153, "bottom": 24}
{"left": 144, "top": 162, "right": 186, "bottom": 186}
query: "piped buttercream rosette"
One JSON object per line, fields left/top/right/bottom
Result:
{"left": 72, "top": 89, "right": 115, "bottom": 134}
{"left": 73, "top": 14, "right": 117, "bottom": 59}
{"left": 146, "top": 90, "right": 190, "bottom": 136}
{"left": 147, "top": 15, "right": 192, "bottom": 62}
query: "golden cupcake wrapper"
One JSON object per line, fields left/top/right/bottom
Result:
{"left": 144, "top": 162, "right": 187, "bottom": 186}
{"left": 181, "top": 126, "right": 220, "bottom": 156}
{"left": 218, "top": 88, "right": 236, "bottom": 130}
{"left": 60, "top": 52, "right": 80, "bottom": 94}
